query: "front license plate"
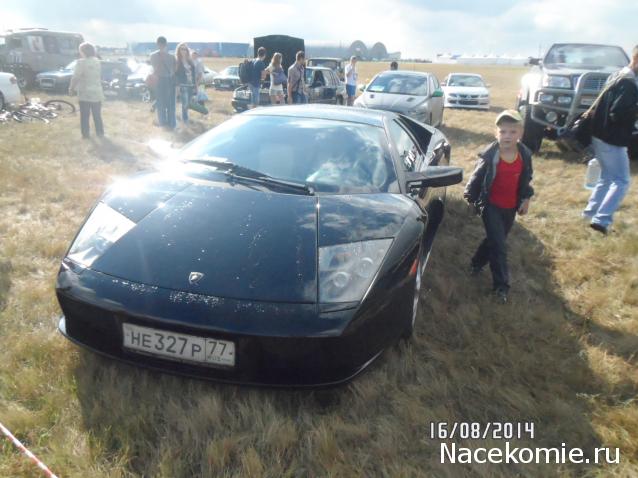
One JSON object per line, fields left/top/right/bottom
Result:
{"left": 122, "top": 323, "right": 235, "bottom": 367}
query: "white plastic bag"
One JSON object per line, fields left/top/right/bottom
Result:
{"left": 196, "top": 85, "right": 208, "bottom": 103}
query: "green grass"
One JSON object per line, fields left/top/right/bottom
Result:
{"left": 0, "top": 60, "right": 636, "bottom": 477}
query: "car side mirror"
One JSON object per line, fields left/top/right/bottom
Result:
{"left": 529, "top": 57, "right": 540, "bottom": 66}
{"left": 405, "top": 166, "right": 463, "bottom": 191}
{"left": 431, "top": 89, "right": 444, "bottom": 98}
{"left": 358, "top": 84, "right": 366, "bottom": 92}
{"left": 440, "top": 81, "right": 447, "bottom": 86}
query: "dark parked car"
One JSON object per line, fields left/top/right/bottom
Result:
{"left": 231, "top": 66, "right": 346, "bottom": 111}
{"left": 36, "top": 58, "right": 136, "bottom": 94}
{"left": 35, "top": 60, "right": 76, "bottom": 91}
{"left": 213, "top": 66, "right": 240, "bottom": 90}
{"left": 104, "top": 61, "right": 153, "bottom": 102}
{"left": 56, "top": 105, "right": 461, "bottom": 387}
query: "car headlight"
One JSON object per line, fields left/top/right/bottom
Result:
{"left": 67, "top": 202, "right": 135, "bottom": 268}
{"left": 543, "top": 75, "right": 571, "bottom": 89}
{"left": 557, "top": 95, "right": 572, "bottom": 105}
{"left": 480, "top": 94, "right": 489, "bottom": 98}
{"left": 448, "top": 93, "right": 458, "bottom": 98}
{"left": 318, "top": 239, "right": 392, "bottom": 303}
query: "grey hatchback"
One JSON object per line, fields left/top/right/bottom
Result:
{"left": 354, "top": 70, "right": 445, "bottom": 127}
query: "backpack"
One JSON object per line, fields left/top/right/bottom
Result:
{"left": 238, "top": 59, "right": 254, "bottom": 85}
{"left": 272, "top": 68, "right": 286, "bottom": 86}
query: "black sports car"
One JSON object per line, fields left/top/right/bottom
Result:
{"left": 56, "top": 105, "right": 461, "bottom": 387}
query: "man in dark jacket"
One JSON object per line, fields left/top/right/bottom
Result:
{"left": 583, "top": 45, "right": 638, "bottom": 234}
{"left": 464, "top": 110, "right": 534, "bottom": 303}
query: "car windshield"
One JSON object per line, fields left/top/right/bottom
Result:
{"left": 447, "top": 75, "right": 485, "bottom": 87}
{"left": 544, "top": 45, "right": 629, "bottom": 68}
{"left": 367, "top": 73, "right": 428, "bottom": 96}
{"left": 178, "top": 115, "right": 398, "bottom": 194}
{"left": 310, "top": 60, "right": 338, "bottom": 70}
{"left": 223, "top": 66, "right": 238, "bottom": 76}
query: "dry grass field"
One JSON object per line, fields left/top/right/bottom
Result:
{"left": 0, "top": 58, "right": 637, "bottom": 477}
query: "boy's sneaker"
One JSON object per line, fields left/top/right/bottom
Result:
{"left": 590, "top": 223, "right": 608, "bottom": 235}
{"left": 493, "top": 288, "right": 508, "bottom": 304}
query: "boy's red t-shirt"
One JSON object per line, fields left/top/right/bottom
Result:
{"left": 489, "top": 153, "right": 523, "bottom": 209}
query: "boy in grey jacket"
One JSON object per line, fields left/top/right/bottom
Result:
{"left": 464, "top": 110, "right": 534, "bottom": 303}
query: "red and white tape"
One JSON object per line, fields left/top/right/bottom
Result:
{"left": 0, "top": 421, "right": 59, "bottom": 478}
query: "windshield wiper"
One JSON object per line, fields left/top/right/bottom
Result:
{"left": 185, "top": 158, "right": 314, "bottom": 195}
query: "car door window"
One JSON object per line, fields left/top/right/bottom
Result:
{"left": 43, "top": 36, "right": 59, "bottom": 54}
{"left": 388, "top": 120, "right": 424, "bottom": 171}
{"left": 432, "top": 75, "right": 440, "bottom": 89}
{"left": 8, "top": 37, "right": 23, "bottom": 49}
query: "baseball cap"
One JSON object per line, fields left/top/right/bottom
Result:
{"left": 495, "top": 109, "right": 523, "bottom": 125}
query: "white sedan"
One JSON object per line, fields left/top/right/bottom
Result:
{"left": 441, "top": 73, "right": 490, "bottom": 110}
{"left": 202, "top": 67, "right": 218, "bottom": 87}
{"left": 0, "top": 72, "right": 22, "bottom": 110}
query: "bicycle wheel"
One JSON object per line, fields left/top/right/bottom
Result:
{"left": 24, "top": 108, "right": 57, "bottom": 120}
{"left": 44, "top": 99, "right": 76, "bottom": 115}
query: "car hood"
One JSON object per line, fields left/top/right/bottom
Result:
{"left": 542, "top": 65, "right": 619, "bottom": 76}
{"left": 357, "top": 92, "right": 427, "bottom": 113}
{"left": 443, "top": 86, "right": 488, "bottom": 95}
{"left": 37, "top": 69, "right": 73, "bottom": 78}
{"left": 215, "top": 74, "right": 239, "bottom": 80}
{"left": 88, "top": 173, "right": 412, "bottom": 303}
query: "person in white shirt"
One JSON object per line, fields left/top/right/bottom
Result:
{"left": 344, "top": 56, "right": 358, "bottom": 106}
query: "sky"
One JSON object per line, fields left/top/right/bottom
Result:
{"left": 1, "top": 0, "right": 636, "bottom": 59}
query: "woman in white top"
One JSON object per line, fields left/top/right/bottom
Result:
{"left": 69, "top": 42, "right": 105, "bottom": 138}
{"left": 265, "top": 52, "right": 286, "bottom": 105}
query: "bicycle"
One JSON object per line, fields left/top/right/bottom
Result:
{"left": 0, "top": 97, "right": 76, "bottom": 124}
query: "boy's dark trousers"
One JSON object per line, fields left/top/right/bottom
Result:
{"left": 79, "top": 101, "right": 104, "bottom": 138}
{"left": 471, "top": 203, "right": 517, "bottom": 292}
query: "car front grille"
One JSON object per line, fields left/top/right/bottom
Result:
{"left": 39, "top": 78, "right": 56, "bottom": 88}
{"left": 579, "top": 75, "right": 609, "bottom": 92}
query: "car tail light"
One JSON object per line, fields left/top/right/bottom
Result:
{"left": 9, "top": 76, "right": 17, "bottom": 85}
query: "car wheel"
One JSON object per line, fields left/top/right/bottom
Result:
{"left": 402, "top": 251, "right": 423, "bottom": 340}
{"left": 141, "top": 88, "right": 152, "bottom": 103}
{"left": 520, "top": 103, "right": 544, "bottom": 153}
{"left": 17, "top": 76, "right": 28, "bottom": 89}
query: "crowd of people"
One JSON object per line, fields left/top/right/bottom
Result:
{"left": 66, "top": 36, "right": 404, "bottom": 135}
